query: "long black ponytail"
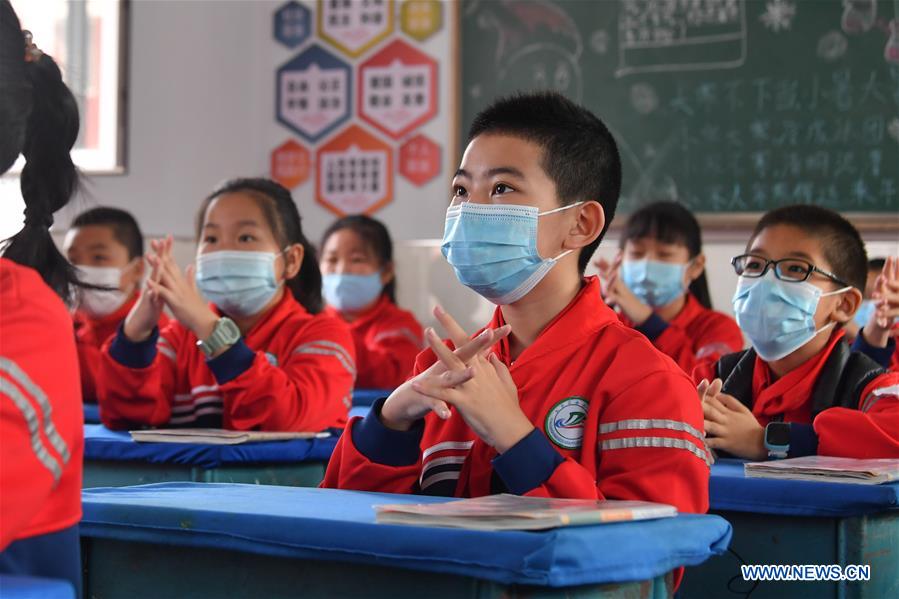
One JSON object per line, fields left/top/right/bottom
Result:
{"left": 198, "top": 178, "right": 324, "bottom": 314}
{"left": 0, "top": 0, "right": 82, "bottom": 301}
{"left": 620, "top": 201, "right": 713, "bottom": 309}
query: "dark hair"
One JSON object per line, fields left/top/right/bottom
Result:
{"left": 1, "top": 0, "right": 82, "bottom": 301}
{"left": 321, "top": 214, "right": 396, "bottom": 303}
{"left": 748, "top": 205, "right": 868, "bottom": 291}
{"left": 72, "top": 206, "right": 144, "bottom": 260}
{"left": 868, "top": 258, "right": 885, "bottom": 271}
{"left": 467, "top": 91, "right": 622, "bottom": 273}
{"left": 621, "top": 201, "right": 712, "bottom": 309}
{"left": 197, "top": 178, "right": 323, "bottom": 314}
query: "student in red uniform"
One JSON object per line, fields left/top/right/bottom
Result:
{"left": 323, "top": 93, "right": 709, "bottom": 533}
{"left": 694, "top": 206, "right": 899, "bottom": 460}
{"left": 596, "top": 201, "right": 743, "bottom": 373}
{"left": 0, "top": 8, "right": 84, "bottom": 593}
{"left": 320, "top": 215, "right": 423, "bottom": 390}
{"left": 64, "top": 207, "right": 169, "bottom": 400}
{"left": 850, "top": 257, "right": 899, "bottom": 371}
{"left": 97, "top": 178, "right": 355, "bottom": 432}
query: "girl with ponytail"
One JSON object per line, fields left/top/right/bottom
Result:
{"left": 595, "top": 201, "right": 744, "bottom": 373}
{"left": 96, "top": 178, "right": 356, "bottom": 433}
{"left": 0, "top": 2, "right": 84, "bottom": 593}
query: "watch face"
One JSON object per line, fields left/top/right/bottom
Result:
{"left": 766, "top": 423, "right": 791, "bottom": 446}
{"left": 218, "top": 317, "right": 241, "bottom": 342}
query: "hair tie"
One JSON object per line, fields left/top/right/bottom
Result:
{"left": 24, "top": 206, "right": 53, "bottom": 229}
{"left": 23, "top": 30, "right": 44, "bottom": 63}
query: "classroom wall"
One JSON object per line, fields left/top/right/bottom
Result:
{"left": 17, "top": 0, "right": 899, "bottom": 335}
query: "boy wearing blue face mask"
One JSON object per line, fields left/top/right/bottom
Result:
{"left": 324, "top": 92, "right": 710, "bottom": 572}
{"left": 596, "top": 201, "right": 743, "bottom": 373}
{"left": 694, "top": 205, "right": 899, "bottom": 460}
{"left": 319, "top": 215, "right": 423, "bottom": 390}
{"left": 97, "top": 178, "right": 355, "bottom": 432}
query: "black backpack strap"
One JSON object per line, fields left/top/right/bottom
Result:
{"left": 810, "top": 341, "right": 886, "bottom": 417}
{"left": 717, "top": 349, "right": 756, "bottom": 411}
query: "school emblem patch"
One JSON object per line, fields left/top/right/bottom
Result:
{"left": 544, "top": 396, "right": 588, "bottom": 450}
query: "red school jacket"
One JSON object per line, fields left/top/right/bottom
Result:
{"left": 97, "top": 291, "right": 355, "bottom": 432}
{"left": 621, "top": 293, "right": 744, "bottom": 374}
{"left": 74, "top": 293, "right": 169, "bottom": 401}
{"left": 693, "top": 330, "right": 899, "bottom": 458}
{"left": 325, "top": 294, "right": 423, "bottom": 390}
{"left": 322, "top": 277, "right": 710, "bottom": 514}
{"left": 0, "top": 258, "right": 83, "bottom": 548}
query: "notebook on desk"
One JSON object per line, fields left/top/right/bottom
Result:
{"left": 744, "top": 456, "right": 899, "bottom": 485}
{"left": 375, "top": 493, "right": 677, "bottom": 531}
{"left": 130, "top": 428, "right": 331, "bottom": 445}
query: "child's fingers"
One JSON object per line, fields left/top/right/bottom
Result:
{"left": 488, "top": 353, "right": 515, "bottom": 386}
{"left": 426, "top": 327, "right": 467, "bottom": 371}
{"left": 428, "top": 399, "right": 451, "bottom": 420}
{"left": 433, "top": 305, "right": 470, "bottom": 348}
{"left": 704, "top": 419, "right": 722, "bottom": 438}
{"left": 146, "top": 278, "right": 175, "bottom": 305}
{"left": 454, "top": 325, "right": 508, "bottom": 364}
{"left": 697, "top": 379, "right": 710, "bottom": 398}
{"left": 708, "top": 378, "right": 724, "bottom": 397}
{"left": 717, "top": 393, "right": 749, "bottom": 413}
{"left": 702, "top": 399, "right": 727, "bottom": 423}
{"left": 411, "top": 380, "right": 457, "bottom": 403}
{"left": 706, "top": 437, "right": 725, "bottom": 450}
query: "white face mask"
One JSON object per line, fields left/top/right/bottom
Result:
{"left": 76, "top": 265, "right": 131, "bottom": 318}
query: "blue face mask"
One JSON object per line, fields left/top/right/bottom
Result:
{"left": 854, "top": 300, "right": 876, "bottom": 327}
{"left": 620, "top": 259, "right": 688, "bottom": 307}
{"left": 441, "top": 201, "right": 581, "bottom": 305}
{"left": 732, "top": 273, "right": 850, "bottom": 361}
{"left": 322, "top": 272, "right": 383, "bottom": 312}
{"left": 196, "top": 250, "right": 282, "bottom": 317}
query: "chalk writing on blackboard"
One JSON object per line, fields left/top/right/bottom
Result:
{"left": 617, "top": 0, "right": 747, "bottom": 77}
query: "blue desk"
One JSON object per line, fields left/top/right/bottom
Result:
{"left": 680, "top": 460, "right": 899, "bottom": 599}
{"left": 82, "top": 424, "right": 339, "bottom": 489}
{"left": 352, "top": 388, "right": 392, "bottom": 407}
{"left": 80, "top": 483, "right": 731, "bottom": 598}
{"left": 0, "top": 575, "right": 75, "bottom": 599}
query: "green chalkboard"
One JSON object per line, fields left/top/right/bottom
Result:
{"left": 460, "top": 0, "right": 899, "bottom": 217}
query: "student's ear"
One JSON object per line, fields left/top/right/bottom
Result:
{"left": 687, "top": 254, "right": 706, "bottom": 282}
{"left": 564, "top": 200, "right": 605, "bottom": 251}
{"left": 283, "top": 243, "right": 304, "bottom": 281}
{"left": 829, "top": 287, "right": 863, "bottom": 324}
{"left": 380, "top": 261, "right": 395, "bottom": 286}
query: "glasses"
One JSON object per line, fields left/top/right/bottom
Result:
{"left": 731, "top": 254, "right": 849, "bottom": 286}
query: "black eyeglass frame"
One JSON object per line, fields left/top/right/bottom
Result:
{"left": 731, "top": 254, "right": 851, "bottom": 288}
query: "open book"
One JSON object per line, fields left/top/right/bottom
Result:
{"left": 744, "top": 456, "right": 899, "bottom": 485}
{"left": 374, "top": 493, "right": 677, "bottom": 531}
{"left": 130, "top": 428, "right": 331, "bottom": 445}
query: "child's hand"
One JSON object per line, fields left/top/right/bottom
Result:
{"left": 597, "top": 256, "right": 653, "bottom": 325}
{"left": 699, "top": 378, "right": 766, "bottom": 460}
{"left": 145, "top": 239, "right": 218, "bottom": 342}
{"left": 122, "top": 237, "right": 168, "bottom": 342}
{"left": 412, "top": 328, "right": 533, "bottom": 452}
{"left": 379, "top": 320, "right": 512, "bottom": 431}
{"left": 863, "top": 256, "right": 899, "bottom": 348}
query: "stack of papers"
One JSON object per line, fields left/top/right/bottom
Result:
{"left": 744, "top": 456, "right": 899, "bottom": 485}
{"left": 375, "top": 493, "right": 677, "bottom": 531}
{"left": 130, "top": 428, "right": 330, "bottom": 445}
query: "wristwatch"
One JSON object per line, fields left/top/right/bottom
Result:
{"left": 196, "top": 317, "right": 241, "bottom": 358}
{"left": 764, "top": 422, "right": 791, "bottom": 459}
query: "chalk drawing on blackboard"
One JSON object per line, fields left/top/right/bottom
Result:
{"left": 888, "top": 117, "right": 899, "bottom": 142}
{"left": 818, "top": 31, "right": 849, "bottom": 61}
{"left": 759, "top": 0, "right": 796, "bottom": 33}
{"left": 630, "top": 83, "right": 659, "bottom": 114}
{"left": 616, "top": 0, "right": 747, "bottom": 77}
{"left": 498, "top": 44, "right": 583, "bottom": 101}
{"left": 842, "top": 0, "right": 878, "bottom": 34}
{"left": 887, "top": 19, "right": 899, "bottom": 62}
{"left": 591, "top": 30, "right": 610, "bottom": 54}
